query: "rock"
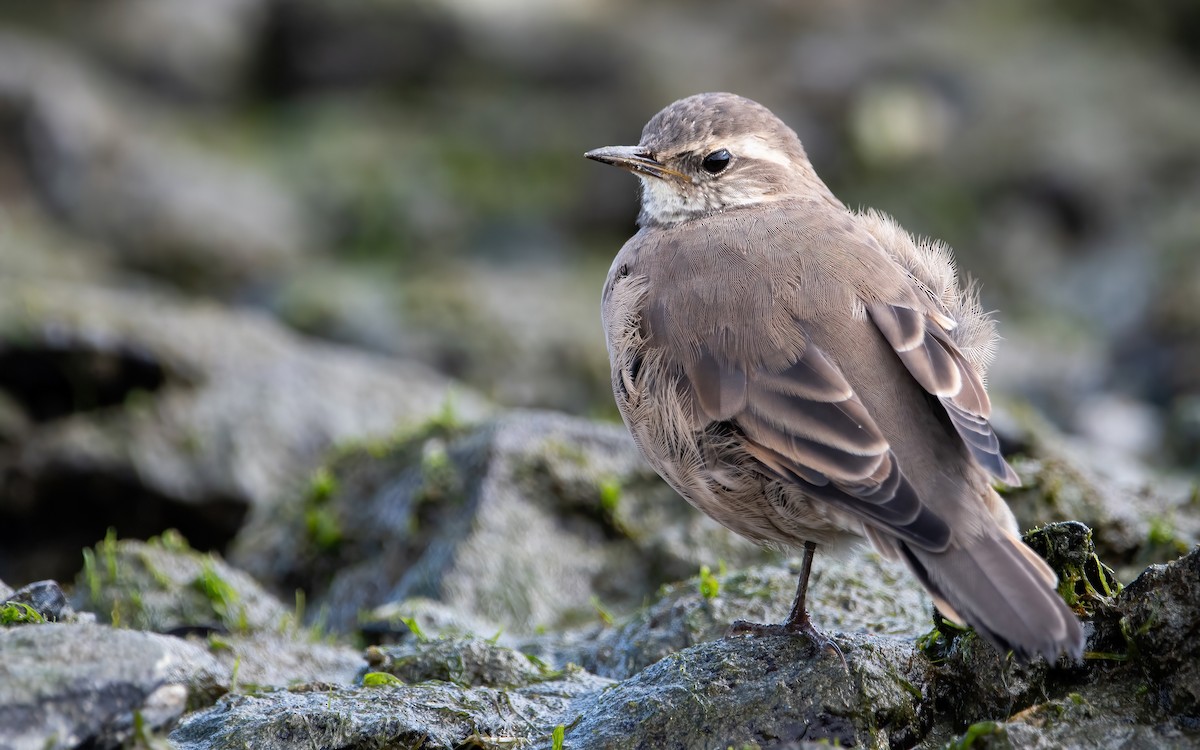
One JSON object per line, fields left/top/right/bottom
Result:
{"left": 72, "top": 532, "right": 293, "bottom": 634}
{"left": 363, "top": 636, "right": 563, "bottom": 689}
{"left": 0, "top": 623, "right": 228, "bottom": 750}
{"left": 998, "top": 408, "right": 1198, "bottom": 576}
{"left": 2, "top": 580, "right": 78, "bottom": 624}
{"left": 231, "top": 409, "right": 774, "bottom": 634}
{"left": 0, "top": 32, "right": 314, "bottom": 289}
{"left": 208, "top": 632, "right": 365, "bottom": 691}
{"left": 360, "top": 597, "right": 504, "bottom": 644}
{"left": 557, "top": 635, "right": 927, "bottom": 750}
{"left": 960, "top": 693, "right": 1200, "bottom": 750}
{"left": 523, "top": 551, "right": 931, "bottom": 681}
{"left": 169, "top": 529, "right": 1200, "bottom": 750}
{"left": 171, "top": 642, "right": 609, "bottom": 750}
{"left": 1117, "top": 547, "right": 1200, "bottom": 717}
{"left": 0, "top": 279, "right": 490, "bottom": 583}
{"left": 275, "top": 260, "right": 616, "bottom": 414}
{"left": 80, "top": 0, "right": 271, "bottom": 101}
{"left": 68, "top": 531, "right": 365, "bottom": 690}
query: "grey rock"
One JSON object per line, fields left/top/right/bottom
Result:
{"left": 210, "top": 632, "right": 365, "bottom": 691}
{"left": 524, "top": 551, "right": 931, "bottom": 680}
{"left": 232, "top": 409, "right": 774, "bottom": 634}
{"left": 70, "top": 533, "right": 365, "bottom": 689}
{"left": 994, "top": 695, "right": 1199, "bottom": 750}
{"left": 1118, "top": 546, "right": 1200, "bottom": 717}
{"left": 555, "top": 635, "right": 928, "bottom": 750}
{"left": 72, "top": 533, "right": 292, "bottom": 634}
{"left": 4, "top": 580, "right": 75, "bottom": 624}
{"left": 0, "top": 279, "right": 490, "bottom": 583}
{"left": 362, "top": 636, "right": 566, "bottom": 689}
{"left": 0, "top": 623, "right": 228, "bottom": 750}
{"left": 0, "top": 578, "right": 12, "bottom": 600}
{"left": 360, "top": 596, "right": 505, "bottom": 644}
{"left": 80, "top": 0, "right": 271, "bottom": 101}
{"left": 0, "top": 32, "right": 313, "bottom": 288}
{"left": 999, "top": 408, "right": 1198, "bottom": 575}
{"left": 171, "top": 659, "right": 607, "bottom": 750}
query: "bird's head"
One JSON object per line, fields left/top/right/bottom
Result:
{"left": 585, "top": 92, "right": 836, "bottom": 227}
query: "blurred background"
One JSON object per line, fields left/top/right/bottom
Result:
{"left": 1, "top": 0, "right": 1198, "bottom": 585}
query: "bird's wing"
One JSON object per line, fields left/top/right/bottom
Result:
{"left": 686, "top": 343, "right": 952, "bottom": 552}
{"left": 867, "top": 303, "right": 1020, "bottom": 485}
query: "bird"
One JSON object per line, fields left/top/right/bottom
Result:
{"left": 584, "top": 92, "right": 1084, "bottom": 663}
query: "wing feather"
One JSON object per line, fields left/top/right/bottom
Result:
{"left": 868, "top": 303, "right": 1020, "bottom": 486}
{"left": 686, "top": 339, "right": 952, "bottom": 551}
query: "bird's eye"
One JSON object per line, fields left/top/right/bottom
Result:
{"left": 701, "top": 149, "right": 731, "bottom": 174}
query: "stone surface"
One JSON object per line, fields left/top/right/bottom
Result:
{"left": 1, "top": 580, "right": 79, "bottom": 624}
{"left": 556, "top": 635, "right": 927, "bottom": 750}
{"left": 206, "top": 631, "right": 365, "bottom": 691}
{"left": 231, "top": 409, "right": 775, "bottom": 634}
{"left": 1000, "top": 409, "right": 1199, "bottom": 576}
{"left": 0, "top": 279, "right": 490, "bottom": 583}
{"left": 0, "top": 623, "right": 228, "bottom": 750}
{"left": 523, "top": 551, "right": 931, "bottom": 681}
{"left": 81, "top": 0, "right": 271, "bottom": 101}
{"left": 72, "top": 532, "right": 292, "bottom": 635}
{"left": 171, "top": 639, "right": 609, "bottom": 750}
{"left": 0, "top": 32, "right": 312, "bottom": 288}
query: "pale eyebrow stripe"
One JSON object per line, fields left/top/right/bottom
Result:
{"left": 720, "top": 134, "right": 792, "bottom": 169}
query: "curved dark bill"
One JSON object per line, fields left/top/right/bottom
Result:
{"left": 584, "top": 145, "right": 691, "bottom": 182}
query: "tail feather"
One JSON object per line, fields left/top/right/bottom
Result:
{"left": 900, "top": 532, "right": 1084, "bottom": 663}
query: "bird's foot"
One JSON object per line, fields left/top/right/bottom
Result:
{"left": 726, "top": 617, "right": 847, "bottom": 670}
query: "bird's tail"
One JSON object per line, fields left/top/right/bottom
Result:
{"left": 900, "top": 529, "right": 1084, "bottom": 662}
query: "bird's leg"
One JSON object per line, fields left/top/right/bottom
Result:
{"left": 727, "top": 541, "right": 845, "bottom": 666}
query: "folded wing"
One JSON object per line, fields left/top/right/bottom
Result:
{"left": 686, "top": 342, "right": 951, "bottom": 552}
{"left": 868, "top": 303, "right": 1021, "bottom": 486}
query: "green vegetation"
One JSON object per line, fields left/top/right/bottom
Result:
{"left": 591, "top": 596, "right": 615, "bottom": 626}
{"left": 303, "top": 466, "right": 344, "bottom": 550}
{"left": 0, "top": 601, "right": 46, "bottom": 626}
{"left": 362, "top": 672, "right": 405, "bottom": 687}
{"left": 192, "top": 560, "right": 250, "bottom": 632}
{"left": 598, "top": 477, "right": 622, "bottom": 513}
{"left": 698, "top": 565, "right": 720, "bottom": 600}
{"left": 947, "top": 721, "right": 1006, "bottom": 749}
{"left": 401, "top": 616, "right": 429, "bottom": 643}
{"left": 551, "top": 724, "right": 565, "bottom": 750}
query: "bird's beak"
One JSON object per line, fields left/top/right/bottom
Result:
{"left": 584, "top": 145, "right": 692, "bottom": 183}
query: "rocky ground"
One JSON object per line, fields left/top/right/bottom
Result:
{"left": 1, "top": 0, "right": 1199, "bottom": 748}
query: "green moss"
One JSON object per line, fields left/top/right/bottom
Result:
{"left": 598, "top": 477, "right": 622, "bottom": 513}
{"left": 81, "top": 548, "right": 102, "bottom": 601}
{"left": 401, "top": 616, "right": 429, "bottom": 643}
{"left": 0, "top": 601, "right": 45, "bottom": 626}
{"left": 150, "top": 528, "right": 191, "bottom": 553}
{"left": 551, "top": 724, "right": 565, "bottom": 750}
{"left": 193, "top": 560, "right": 246, "bottom": 630}
{"left": 1022, "top": 523, "right": 1121, "bottom": 614}
{"left": 362, "top": 671, "right": 405, "bottom": 687}
{"left": 304, "top": 505, "right": 344, "bottom": 550}
{"left": 1144, "top": 515, "right": 1191, "bottom": 561}
{"left": 698, "top": 565, "right": 720, "bottom": 600}
{"left": 101, "top": 527, "right": 120, "bottom": 579}
{"left": 947, "top": 720, "right": 1009, "bottom": 749}
{"left": 307, "top": 467, "right": 339, "bottom": 505}
{"left": 591, "top": 596, "right": 615, "bottom": 626}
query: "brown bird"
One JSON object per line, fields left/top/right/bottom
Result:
{"left": 585, "top": 92, "right": 1083, "bottom": 663}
